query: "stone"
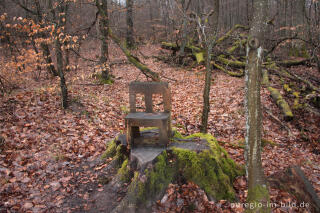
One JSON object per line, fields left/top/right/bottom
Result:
{"left": 130, "top": 147, "right": 165, "bottom": 171}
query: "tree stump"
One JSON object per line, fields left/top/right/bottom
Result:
{"left": 102, "top": 130, "right": 244, "bottom": 213}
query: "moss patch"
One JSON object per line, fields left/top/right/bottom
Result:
{"left": 93, "top": 72, "right": 114, "bottom": 85}
{"left": 101, "top": 138, "right": 127, "bottom": 167}
{"left": 114, "top": 132, "right": 244, "bottom": 210}
{"left": 118, "top": 159, "right": 131, "bottom": 182}
{"left": 101, "top": 139, "right": 117, "bottom": 160}
{"left": 246, "top": 184, "right": 271, "bottom": 213}
{"left": 127, "top": 151, "right": 174, "bottom": 206}
{"left": 172, "top": 133, "right": 244, "bottom": 200}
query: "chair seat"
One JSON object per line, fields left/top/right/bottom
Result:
{"left": 125, "top": 112, "right": 170, "bottom": 121}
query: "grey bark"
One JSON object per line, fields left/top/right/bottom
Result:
{"left": 96, "top": 0, "right": 109, "bottom": 80}
{"left": 200, "top": 0, "right": 219, "bottom": 133}
{"left": 178, "top": 0, "right": 191, "bottom": 57}
{"left": 126, "top": 0, "right": 134, "bottom": 49}
{"left": 244, "top": 0, "right": 270, "bottom": 211}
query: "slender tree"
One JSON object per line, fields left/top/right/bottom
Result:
{"left": 96, "top": 0, "right": 110, "bottom": 80}
{"left": 126, "top": 0, "right": 134, "bottom": 48}
{"left": 200, "top": 0, "right": 219, "bottom": 133}
{"left": 244, "top": 0, "right": 270, "bottom": 211}
{"left": 50, "top": 0, "right": 69, "bottom": 109}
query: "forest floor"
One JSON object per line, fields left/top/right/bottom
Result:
{"left": 0, "top": 41, "right": 319, "bottom": 212}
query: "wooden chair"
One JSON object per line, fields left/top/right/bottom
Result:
{"left": 125, "top": 82, "right": 171, "bottom": 148}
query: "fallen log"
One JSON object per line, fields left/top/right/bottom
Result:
{"left": 211, "top": 61, "right": 244, "bottom": 77}
{"left": 216, "top": 55, "right": 245, "bottom": 68}
{"left": 262, "top": 69, "right": 294, "bottom": 120}
{"left": 268, "top": 166, "right": 320, "bottom": 213}
{"left": 267, "top": 86, "right": 294, "bottom": 120}
{"left": 227, "top": 39, "right": 246, "bottom": 54}
{"left": 276, "top": 58, "right": 309, "bottom": 67}
{"left": 160, "top": 42, "right": 202, "bottom": 53}
{"left": 108, "top": 30, "right": 160, "bottom": 81}
{"left": 215, "top": 24, "right": 249, "bottom": 44}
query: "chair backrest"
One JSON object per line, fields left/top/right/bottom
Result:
{"left": 129, "top": 82, "right": 171, "bottom": 113}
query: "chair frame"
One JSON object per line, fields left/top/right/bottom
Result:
{"left": 125, "top": 82, "right": 171, "bottom": 148}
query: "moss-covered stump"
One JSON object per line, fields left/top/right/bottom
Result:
{"left": 108, "top": 132, "right": 244, "bottom": 213}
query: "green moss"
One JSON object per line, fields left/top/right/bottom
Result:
{"left": 94, "top": 73, "right": 114, "bottom": 85}
{"left": 268, "top": 87, "right": 293, "bottom": 119}
{"left": 261, "top": 139, "right": 277, "bottom": 147}
{"left": 283, "top": 84, "right": 292, "bottom": 92}
{"left": 101, "top": 139, "right": 117, "bottom": 159}
{"left": 117, "top": 132, "right": 244, "bottom": 208}
{"left": 217, "top": 55, "right": 245, "bottom": 68}
{"left": 195, "top": 52, "right": 204, "bottom": 63}
{"left": 262, "top": 70, "right": 270, "bottom": 86}
{"left": 118, "top": 159, "right": 131, "bottom": 182}
{"left": 172, "top": 133, "right": 244, "bottom": 201}
{"left": 120, "top": 105, "right": 129, "bottom": 114}
{"left": 172, "top": 129, "right": 184, "bottom": 139}
{"left": 127, "top": 151, "right": 174, "bottom": 205}
{"left": 101, "top": 138, "right": 127, "bottom": 167}
{"left": 141, "top": 127, "right": 158, "bottom": 131}
{"left": 246, "top": 184, "right": 270, "bottom": 213}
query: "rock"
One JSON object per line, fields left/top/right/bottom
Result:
{"left": 130, "top": 147, "right": 165, "bottom": 171}
{"left": 23, "top": 202, "right": 33, "bottom": 209}
{"left": 50, "top": 181, "right": 61, "bottom": 191}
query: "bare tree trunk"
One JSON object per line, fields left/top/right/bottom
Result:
{"left": 50, "top": 0, "right": 68, "bottom": 109}
{"left": 200, "top": 0, "right": 219, "bottom": 133}
{"left": 146, "top": 0, "right": 155, "bottom": 41}
{"left": 244, "top": 0, "right": 270, "bottom": 211}
{"left": 41, "top": 43, "right": 58, "bottom": 76}
{"left": 178, "top": 0, "right": 191, "bottom": 57}
{"left": 126, "top": 0, "right": 134, "bottom": 48}
{"left": 96, "top": 0, "right": 109, "bottom": 80}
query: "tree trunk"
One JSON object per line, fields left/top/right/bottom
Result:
{"left": 126, "top": 0, "right": 134, "bottom": 49}
{"left": 50, "top": 0, "right": 68, "bottom": 109}
{"left": 200, "top": 0, "right": 219, "bottom": 133}
{"left": 178, "top": 0, "right": 191, "bottom": 57}
{"left": 96, "top": 0, "right": 109, "bottom": 80}
{"left": 55, "top": 38, "right": 68, "bottom": 109}
{"left": 244, "top": 0, "right": 270, "bottom": 211}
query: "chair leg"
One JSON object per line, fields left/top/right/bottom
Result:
{"left": 168, "top": 118, "right": 172, "bottom": 138}
{"left": 126, "top": 121, "right": 131, "bottom": 149}
{"left": 159, "top": 120, "right": 168, "bottom": 146}
{"left": 131, "top": 126, "right": 140, "bottom": 148}
{"left": 131, "top": 126, "right": 140, "bottom": 138}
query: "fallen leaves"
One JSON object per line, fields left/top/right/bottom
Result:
{"left": 0, "top": 43, "right": 319, "bottom": 212}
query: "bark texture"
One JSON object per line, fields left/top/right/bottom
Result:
{"left": 96, "top": 0, "right": 109, "bottom": 80}
{"left": 200, "top": 0, "right": 219, "bottom": 133}
{"left": 50, "top": 0, "right": 68, "bottom": 109}
{"left": 244, "top": 0, "right": 270, "bottom": 211}
{"left": 126, "top": 0, "right": 134, "bottom": 49}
